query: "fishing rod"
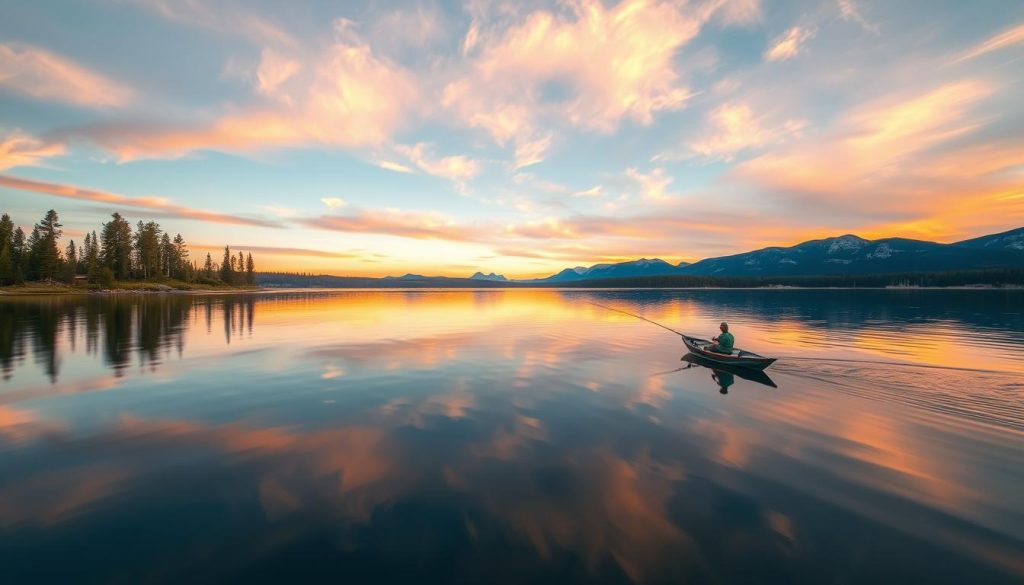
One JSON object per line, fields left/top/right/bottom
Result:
{"left": 587, "top": 301, "right": 688, "bottom": 337}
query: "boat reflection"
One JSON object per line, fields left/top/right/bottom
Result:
{"left": 680, "top": 353, "right": 778, "bottom": 390}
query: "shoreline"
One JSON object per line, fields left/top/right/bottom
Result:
{"left": 0, "top": 284, "right": 262, "bottom": 296}
{"left": 4, "top": 284, "right": 1022, "bottom": 296}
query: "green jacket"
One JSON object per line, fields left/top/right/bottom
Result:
{"left": 717, "top": 331, "right": 734, "bottom": 351}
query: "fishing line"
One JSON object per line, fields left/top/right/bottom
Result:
{"left": 587, "top": 302, "right": 687, "bottom": 337}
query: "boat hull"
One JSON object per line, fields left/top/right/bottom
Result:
{"left": 682, "top": 336, "right": 777, "bottom": 370}
{"left": 680, "top": 354, "right": 778, "bottom": 388}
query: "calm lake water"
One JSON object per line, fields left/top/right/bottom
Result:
{"left": 0, "top": 289, "right": 1022, "bottom": 583}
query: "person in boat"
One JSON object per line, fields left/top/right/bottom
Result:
{"left": 708, "top": 322, "right": 734, "bottom": 354}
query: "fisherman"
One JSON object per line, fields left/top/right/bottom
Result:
{"left": 708, "top": 322, "right": 734, "bottom": 354}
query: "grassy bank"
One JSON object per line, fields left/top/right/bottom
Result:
{"left": 0, "top": 279, "right": 261, "bottom": 295}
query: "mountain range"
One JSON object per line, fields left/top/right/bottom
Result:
{"left": 257, "top": 227, "right": 1024, "bottom": 288}
{"left": 480, "top": 227, "right": 1024, "bottom": 282}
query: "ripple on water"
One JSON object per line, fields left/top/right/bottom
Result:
{"left": 771, "top": 359, "right": 1024, "bottom": 433}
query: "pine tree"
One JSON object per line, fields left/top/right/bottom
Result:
{"left": 0, "top": 211, "right": 13, "bottom": 285}
{"left": 220, "top": 246, "right": 232, "bottom": 282}
{"left": 159, "top": 232, "right": 175, "bottom": 277}
{"left": 0, "top": 244, "right": 12, "bottom": 285}
{"left": 246, "top": 253, "right": 255, "bottom": 285}
{"left": 101, "top": 213, "right": 133, "bottom": 280}
{"left": 173, "top": 234, "right": 188, "bottom": 279}
{"left": 34, "top": 210, "right": 63, "bottom": 281}
{"left": 204, "top": 253, "right": 213, "bottom": 278}
{"left": 86, "top": 231, "right": 102, "bottom": 285}
{"left": 64, "top": 239, "right": 77, "bottom": 283}
{"left": 26, "top": 226, "right": 41, "bottom": 281}
{"left": 11, "top": 227, "right": 25, "bottom": 282}
{"left": 82, "top": 233, "right": 91, "bottom": 272}
{"left": 0, "top": 214, "right": 13, "bottom": 250}
{"left": 134, "top": 220, "right": 161, "bottom": 279}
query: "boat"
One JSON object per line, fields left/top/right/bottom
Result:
{"left": 681, "top": 335, "right": 777, "bottom": 370}
{"left": 680, "top": 353, "right": 778, "bottom": 388}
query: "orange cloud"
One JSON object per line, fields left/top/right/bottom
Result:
{"left": 725, "top": 78, "right": 1024, "bottom": 242}
{"left": 0, "top": 174, "right": 282, "bottom": 228}
{"left": 625, "top": 167, "right": 675, "bottom": 202}
{"left": 951, "top": 22, "right": 1024, "bottom": 63}
{"left": 255, "top": 48, "right": 301, "bottom": 99}
{"left": 0, "top": 42, "right": 133, "bottom": 108}
{"left": 376, "top": 160, "right": 414, "bottom": 174}
{"left": 0, "top": 129, "right": 66, "bottom": 170}
{"left": 737, "top": 80, "right": 998, "bottom": 200}
{"left": 394, "top": 142, "right": 480, "bottom": 183}
{"left": 443, "top": 0, "right": 717, "bottom": 166}
{"left": 222, "top": 245, "right": 360, "bottom": 259}
{"left": 764, "top": 26, "right": 815, "bottom": 62}
{"left": 684, "top": 102, "right": 806, "bottom": 161}
{"left": 301, "top": 209, "right": 488, "bottom": 242}
{"left": 60, "top": 26, "right": 417, "bottom": 160}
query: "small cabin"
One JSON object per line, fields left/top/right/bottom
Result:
{"left": 73, "top": 275, "right": 90, "bottom": 284}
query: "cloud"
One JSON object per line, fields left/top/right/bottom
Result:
{"left": 299, "top": 209, "right": 650, "bottom": 245}
{"left": 0, "top": 129, "right": 66, "bottom": 170}
{"left": 321, "top": 197, "right": 347, "bottom": 209}
{"left": 513, "top": 132, "right": 553, "bottom": 170}
{"left": 59, "top": 24, "right": 417, "bottom": 160}
{"left": 0, "top": 42, "right": 134, "bottom": 108}
{"left": 224, "top": 245, "right": 359, "bottom": 258}
{"left": 261, "top": 204, "right": 298, "bottom": 218}
{"left": 951, "top": 23, "right": 1024, "bottom": 64}
{"left": 738, "top": 81, "right": 995, "bottom": 196}
{"left": 301, "top": 209, "right": 488, "bottom": 242}
{"left": 255, "top": 48, "right": 301, "bottom": 99}
{"left": 626, "top": 167, "right": 675, "bottom": 202}
{"left": 394, "top": 143, "right": 480, "bottom": 183}
{"left": 507, "top": 217, "right": 581, "bottom": 240}
{"left": 764, "top": 26, "right": 816, "bottom": 62}
{"left": 367, "top": 3, "right": 449, "bottom": 61}
{"left": 686, "top": 103, "right": 807, "bottom": 161}
{"left": 836, "top": 0, "right": 879, "bottom": 35}
{"left": 0, "top": 174, "right": 282, "bottom": 228}
{"left": 376, "top": 160, "right": 414, "bottom": 174}
{"left": 442, "top": 0, "right": 717, "bottom": 166}
{"left": 716, "top": 0, "right": 763, "bottom": 27}
{"left": 124, "top": 0, "right": 298, "bottom": 48}
{"left": 574, "top": 185, "right": 604, "bottom": 197}
{"left": 731, "top": 80, "right": 1023, "bottom": 236}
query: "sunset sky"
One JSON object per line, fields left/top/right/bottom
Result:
{"left": 1, "top": 0, "right": 1022, "bottom": 278}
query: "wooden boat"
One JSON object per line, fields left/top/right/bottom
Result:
{"left": 680, "top": 354, "right": 778, "bottom": 388}
{"left": 681, "top": 335, "right": 777, "bottom": 370}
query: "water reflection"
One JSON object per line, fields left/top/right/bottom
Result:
{"left": 0, "top": 290, "right": 1022, "bottom": 583}
{"left": 0, "top": 295, "right": 255, "bottom": 381}
{"left": 679, "top": 354, "right": 778, "bottom": 391}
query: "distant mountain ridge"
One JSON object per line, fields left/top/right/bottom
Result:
{"left": 470, "top": 272, "right": 508, "bottom": 282}
{"left": 677, "top": 233, "right": 1023, "bottom": 277}
{"left": 953, "top": 227, "right": 1024, "bottom": 251}
{"left": 526, "top": 258, "right": 690, "bottom": 283}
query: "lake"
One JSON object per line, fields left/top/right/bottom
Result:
{"left": 0, "top": 289, "right": 1022, "bottom": 583}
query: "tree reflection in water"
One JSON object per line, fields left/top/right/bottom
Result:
{"left": 0, "top": 295, "right": 256, "bottom": 382}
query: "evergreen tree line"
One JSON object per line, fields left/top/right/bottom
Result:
{"left": 0, "top": 208, "right": 257, "bottom": 287}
